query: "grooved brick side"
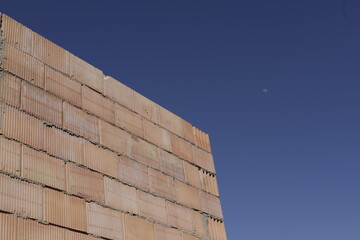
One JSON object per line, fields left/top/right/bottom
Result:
{"left": 0, "top": 213, "right": 18, "bottom": 239}
{"left": 0, "top": 136, "right": 21, "bottom": 176}
{"left": 166, "top": 202, "right": 193, "bottom": 232}
{"left": 175, "top": 180, "right": 201, "bottom": 210}
{"left": 143, "top": 119, "right": 171, "bottom": 152}
{"left": 17, "top": 217, "right": 65, "bottom": 240}
{"left": 170, "top": 133, "right": 193, "bottom": 163}
{"left": 192, "top": 211, "right": 208, "bottom": 238}
{"left": 138, "top": 190, "right": 167, "bottom": 224}
{"left": 117, "top": 156, "right": 150, "bottom": 191}
{"left": 154, "top": 224, "right": 182, "bottom": 240}
{"left": 0, "top": 72, "right": 21, "bottom": 108}
{"left": 115, "top": 103, "right": 143, "bottom": 137}
{"left": 159, "top": 149, "right": 185, "bottom": 181}
{"left": 149, "top": 168, "right": 176, "bottom": 200}
{"left": 99, "top": 120, "right": 129, "bottom": 155}
{"left": 199, "top": 191, "right": 223, "bottom": 219}
{"left": 124, "top": 214, "right": 155, "bottom": 240}
{"left": 128, "top": 136, "right": 160, "bottom": 169}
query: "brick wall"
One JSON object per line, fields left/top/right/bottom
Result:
{"left": 0, "top": 14, "right": 227, "bottom": 240}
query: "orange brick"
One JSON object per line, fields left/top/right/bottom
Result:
{"left": 182, "top": 119, "right": 195, "bottom": 144}
{"left": 63, "top": 102, "right": 99, "bottom": 142}
{"left": 82, "top": 85, "right": 115, "bottom": 124}
{"left": 143, "top": 119, "right": 171, "bottom": 151}
{"left": 184, "top": 162, "right": 202, "bottom": 189}
{"left": 44, "top": 126, "right": 83, "bottom": 164}
{"left": 166, "top": 202, "right": 193, "bottom": 232}
{"left": 170, "top": 133, "right": 193, "bottom": 162}
{"left": 45, "top": 66, "right": 82, "bottom": 107}
{"left": 192, "top": 146, "right": 215, "bottom": 173}
{"left": 0, "top": 136, "right": 21, "bottom": 176}
{"left": 133, "top": 91, "right": 159, "bottom": 123}
{"left": 124, "top": 214, "right": 155, "bottom": 240}
{"left": 44, "top": 189, "right": 66, "bottom": 227}
{"left": 158, "top": 106, "right": 183, "bottom": 137}
{"left": 199, "top": 191, "right": 223, "bottom": 219}
{"left": 18, "top": 218, "right": 65, "bottom": 240}
{"left": 65, "top": 194, "right": 88, "bottom": 231}
{"left": 83, "top": 141, "right": 118, "bottom": 177}
{"left": 0, "top": 174, "right": 43, "bottom": 219}
{"left": 70, "top": 54, "right": 104, "bottom": 93}
{"left": 65, "top": 230, "right": 99, "bottom": 240}
{"left": 192, "top": 211, "right": 208, "bottom": 237}
{"left": 208, "top": 218, "right": 227, "bottom": 240}
{"left": 86, "top": 202, "right": 124, "bottom": 240}
{"left": 201, "top": 171, "right": 219, "bottom": 196}
{"left": 21, "top": 81, "right": 63, "bottom": 126}
{"left": 22, "top": 146, "right": 66, "bottom": 190}
{"left": 0, "top": 73, "right": 21, "bottom": 108}
{"left": 1, "top": 43, "right": 45, "bottom": 88}
{"left": 0, "top": 213, "right": 18, "bottom": 239}
{"left": 159, "top": 149, "right": 185, "bottom": 181}
{"left": 193, "top": 127, "right": 212, "bottom": 152}
{"left": 117, "top": 156, "right": 149, "bottom": 191}
{"left": 104, "top": 76, "right": 134, "bottom": 109}
{"left": 175, "top": 181, "right": 201, "bottom": 210}
{"left": 128, "top": 136, "right": 160, "bottom": 169}
{"left": 183, "top": 233, "right": 202, "bottom": 240}
{"left": 115, "top": 104, "right": 143, "bottom": 137}
{"left": 138, "top": 190, "right": 167, "bottom": 223}
{"left": 99, "top": 120, "right": 129, "bottom": 154}
{"left": 66, "top": 163, "right": 104, "bottom": 203}
{"left": 149, "top": 168, "right": 176, "bottom": 200}
{"left": 154, "top": 224, "right": 182, "bottom": 240}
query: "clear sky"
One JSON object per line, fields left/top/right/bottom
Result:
{"left": 2, "top": 1, "right": 360, "bottom": 239}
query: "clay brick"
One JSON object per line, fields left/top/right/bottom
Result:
{"left": 65, "top": 230, "right": 99, "bottom": 240}
{"left": 175, "top": 181, "right": 201, "bottom": 210}
{"left": 21, "top": 81, "right": 63, "bottom": 126}
{"left": 199, "top": 191, "right": 223, "bottom": 219}
{"left": 83, "top": 141, "right": 118, "bottom": 177}
{"left": 22, "top": 146, "right": 66, "bottom": 190}
{"left": 0, "top": 213, "right": 18, "bottom": 239}
{"left": 166, "top": 202, "right": 193, "bottom": 232}
{"left": 183, "top": 233, "right": 202, "bottom": 240}
{"left": 208, "top": 218, "right": 227, "bottom": 240}
{"left": 1, "top": 43, "right": 45, "bottom": 88}
{"left": 133, "top": 91, "right": 159, "bottom": 123}
{"left": 99, "top": 120, "right": 129, "bottom": 154}
{"left": 115, "top": 104, "right": 143, "bottom": 137}
{"left": 138, "top": 190, "right": 167, "bottom": 223}
{"left": 192, "top": 211, "right": 208, "bottom": 237}
{"left": 159, "top": 149, "right": 185, "bottom": 181}
{"left": 86, "top": 202, "right": 124, "bottom": 240}
{"left": 143, "top": 119, "right": 171, "bottom": 151}
{"left": 117, "top": 156, "right": 150, "bottom": 191}
{"left": 201, "top": 171, "right": 219, "bottom": 196}
{"left": 45, "top": 66, "right": 82, "bottom": 107}
{"left": 128, "top": 136, "right": 160, "bottom": 169}
{"left": 154, "top": 224, "right": 182, "bottom": 240}
{"left": 0, "top": 136, "right": 21, "bottom": 175}
{"left": 0, "top": 174, "right": 43, "bottom": 219}
{"left": 104, "top": 76, "right": 134, "bottom": 109}
{"left": 192, "top": 146, "right": 215, "bottom": 173}
{"left": 2, "top": 105, "right": 45, "bottom": 150}
{"left": 65, "top": 194, "right": 88, "bottom": 231}
{"left": 17, "top": 217, "right": 65, "bottom": 240}
{"left": 149, "top": 168, "right": 176, "bottom": 200}
{"left": 0, "top": 72, "right": 21, "bottom": 107}
{"left": 66, "top": 163, "right": 104, "bottom": 203}
{"left": 193, "top": 127, "right": 212, "bottom": 152}
{"left": 184, "top": 162, "right": 202, "bottom": 189}
{"left": 104, "top": 177, "right": 138, "bottom": 214}
{"left": 124, "top": 214, "right": 155, "bottom": 240}
{"left": 63, "top": 102, "right": 100, "bottom": 143}
{"left": 182, "top": 119, "right": 195, "bottom": 144}
{"left": 170, "top": 133, "right": 193, "bottom": 162}
{"left": 70, "top": 54, "right": 104, "bottom": 93}
{"left": 82, "top": 85, "right": 115, "bottom": 124}
{"left": 44, "top": 189, "right": 65, "bottom": 226}
{"left": 0, "top": 103, "right": 3, "bottom": 133}
{"left": 158, "top": 106, "right": 183, "bottom": 137}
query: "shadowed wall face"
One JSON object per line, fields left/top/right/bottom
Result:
{"left": 0, "top": 14, "right": 226, "bottom": 239}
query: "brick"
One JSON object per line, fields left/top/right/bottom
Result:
{"left": 138, "top": 190, "right": 167, "bottom": 223}
{"left": 184, "top": 162, "right": 202, "bottom": 189}
{"left": 143, "top": 119, "right": 171, "bottom": 151}
{"left": 66, "top": 163, "right": 104, "bottom": 203}
{"left": 192, "top": 211, "right": 208, "bottom": 237}
{"left": 154, "top": 225, "right": 182, "bottom": 240}
{"left": 99, "top": 120, "right": 129, "bottom": 154}
{"left": 0, "top": 213, "right": 18, "bottom": 239}
{"left": 0, "top": 136, "right": 21, "bottom": 176}
{"left": 128, "top": 135, "right": 160, "bottom": 169}
{"left": 193, "top": 127, "right": 211, "bottom": 152}
{"left": 175, "top": 181, "right": 201, "bottom": 210}
{"left": 159, "top": 149, "right": 185, "bottom": 181}
{"left": 2, "top": 105, "right": 45, "bottom": 150}
{"left": 166, "top": 202, "right": 193, "bottom": 232}
{"left": 149, "top": 168, "right": 176, "bottom": 200}
{"left": 104, "top": 177, "right": 138, "bottom": 214}
{"left": 70, "top": 54, "right": 104, "bottom": 93}
{"left": 0, "top": 72, "right": 21, "bottom": 107}
{"left": 82, "top": 85, "right": 115, "bottom": 124}
{"left": 170, "top": 133, "right": 193, "bottom": 162}
{"left": 86, "top": 202, "right": 124, "bottom": 240}
{"left": 1, "top": 43, "right": 45, "bottom": 88}
{"left": 45, "top": 66, "right": 82, "bottom": 107}
{"left": 158, "top": 106, "right": 183, "bottom": 137}
{"left": 63, "top": 102, "right": 100, "bottom": 143}
{"left": 0, "top": 174, "right": 43, "bottom": 219}
{"left": 22, "top": 146, "right": 66, "bottom": 190}
{"left": 17, "top": 217, "right": 65, "bottom": 240}
{"left": 183, "top": 233, "right": 202, "bottom": 240}
{"left": 133, "top": 91, "right": 159, "bottom": 123}
{"left": 104, "top": 76, "right": 133, "bottom": 109}
{"left": 199, "top": 191, "right": 223, "bottom": 219}
{"left": 192, "top": 146, "right": 215, "bottom": 173}
{"left": 201, "top": 171, "right": 219, "bottom": 196}
{"left": 117, "top": 156, "right": 149, "bottom": 191}
{"left": 44, "top": 126, "right": 84, "bottom": 164}
{"left": 21, "top": 81, "right": 63, "bottom": 126}
{"left": 83, "top": 141, "right": 118, "bottom": 177}
{"left": 208, "top": 218, "right": 227, "bottom": 240}
{"left": 65, "top": 230, "right": 99, "bottom": 240}
{"left": 124, "top": 214, "right": 155, "bottom": 240}
{"left": 182, "top": 119, "right": 195, "bottom": 144}
{"left": 115, "top": 104, "right": 143, "bottom": 137}
{"left": 44, "top": 189, "right": 65, "bottom": 227}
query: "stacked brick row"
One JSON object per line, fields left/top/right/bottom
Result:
{"left": 0, "top": 14, "right": 227, "bottom": 240}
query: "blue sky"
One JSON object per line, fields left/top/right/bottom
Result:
{"left": 2, "top": 1, "right": 360, "bottom": 239}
